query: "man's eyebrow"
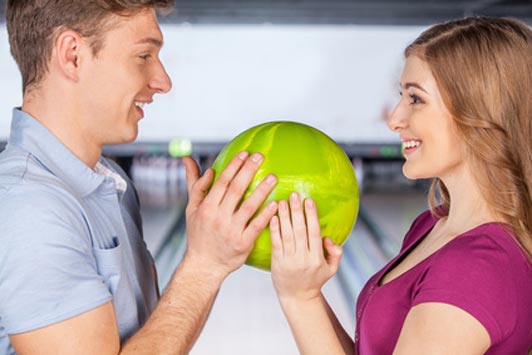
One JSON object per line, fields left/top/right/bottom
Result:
{"left": 402, "top": 82, "right": 429, "bottom": 94}
{"left": 134, "top": 37, "right": 163, "bottom": 47}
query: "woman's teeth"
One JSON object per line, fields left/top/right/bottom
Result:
{"left": 403, "top": 140, "right": 421, "bottom": 149}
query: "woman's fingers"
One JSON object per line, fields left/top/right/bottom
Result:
{"left": 278, "top": 199, "right": 295, "bottom": 255}
{"left": 289, "top": 192, "right": 308, "bottom": 252}
{"left": 270, "top": 195, "right": 338, "bottom": 303}
{"left": 276, "top": 194, "right": 325, "bottom": 259}
{"left": 323, "top": 237, "right": 343, "bottom": 273}
{"left": 304, "top": 198, "right": 323, "bottom": 256}
{"left": 270, "top": 215, "right": 283, "bottom": 257}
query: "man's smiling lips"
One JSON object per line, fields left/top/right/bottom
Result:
{"left": 134, "top": 99, "right": 152, "bottom": 118}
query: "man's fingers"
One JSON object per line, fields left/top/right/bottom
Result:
{"left": 219, "top": 152, "right": 264, "bottom": 212}
{"left": 206, "top": 151, "right": 250, "bottom": 205}
{"left": 187, "top": 168, "right": 214, "bottom": 211}
{"left": 243, "top": 200, "right": 278, "bottom": 245}
{"left": 234, "top": 174, "right": 276, "bottom": 224}
{"left": 182, "top": 156, "right": 200, "bottom": 196}
{"left": 183, "top": 157, "right": 215, "bottom": 211}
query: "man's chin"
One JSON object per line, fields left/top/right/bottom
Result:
{"left": 107, "top": 129, "right": 139, "bottom": 146}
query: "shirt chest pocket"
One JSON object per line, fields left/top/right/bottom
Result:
{"left": 92, "top": 236, "right": 140, "bottom": 338}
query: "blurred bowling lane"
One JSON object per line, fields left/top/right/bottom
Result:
{"left": 336, "top": 189, "right": 428, "bottom": 308}
{"left": 359, "top": 189, "right": 429, "bottom": 257}
{"left": 191, "top": 264, "right": 354, "bottom": 354}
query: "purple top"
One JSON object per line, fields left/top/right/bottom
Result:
{"left": 354, "top": 210, "right": 532, "bottom": 354}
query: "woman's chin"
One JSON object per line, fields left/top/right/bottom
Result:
{"left": 402, "top": 165, "right": 425, "bottom": 181}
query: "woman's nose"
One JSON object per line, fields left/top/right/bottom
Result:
{"left": 387, "top": 102, "right": 407, "bottom": 132}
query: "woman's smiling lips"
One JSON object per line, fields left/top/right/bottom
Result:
{"left": 401, "top": 138, "right": 422, "bottom": 155}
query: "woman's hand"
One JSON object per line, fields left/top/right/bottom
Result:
{"left": 270, "top": 192, "right": 343, "bottom": 303}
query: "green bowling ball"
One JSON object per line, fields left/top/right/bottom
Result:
{"left": 211, "top": 121, "right": 359, "bottom": 271}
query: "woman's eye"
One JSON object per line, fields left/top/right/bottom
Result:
{"left": 139, "top": 54, "right": 152, "bottom": 61}
{"left": 409, "top": 94, "right": 422, "bottom": 104}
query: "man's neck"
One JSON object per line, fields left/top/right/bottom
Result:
{"left": 21, "top": 90, "right": 102, "bottom": 169}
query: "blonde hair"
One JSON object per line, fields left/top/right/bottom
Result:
{"left": 406, "top": 17, "right": 532, "bottom": 259}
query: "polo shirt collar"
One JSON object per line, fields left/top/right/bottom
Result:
{"left": 8, "top": 108, "right": 106, "bottom": 197}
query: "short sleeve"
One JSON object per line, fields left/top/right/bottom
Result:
{"left": 411, "top": 234, "right": 518, "bottom": 345}
{"left": 0, "top": 185, "right": 112, "bottom": 334}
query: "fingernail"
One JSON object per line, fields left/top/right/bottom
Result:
{"left": 251, "top": 153, "right": 263, "bottom": 162}
{"left": 238, "top": 151, "right": 249, "bottom": 160}
{"left": 305, "top": 198, "right": 314, "bottom": 209}
{"left": 265, "top": 174, "right": 276, "bottom": 184}
{"left": 279, "top": 200, "right": 287, "bottom": 210}
{"left": 267, "top": 201, "right": 277, "bottom": 210}
{"left": 290, "top": 192, "right": 299, "bottom": 203}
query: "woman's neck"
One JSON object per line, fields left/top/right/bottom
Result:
{"left": 438, "top": 167, "right": 498, "bottom": 235}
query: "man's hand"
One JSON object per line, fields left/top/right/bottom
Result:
{"left": 182, "top": 151, "right": 278, "bottom": 280}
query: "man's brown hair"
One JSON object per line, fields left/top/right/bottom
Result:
{"left": 6, "top": 0, "right": 175, "bottom": 93}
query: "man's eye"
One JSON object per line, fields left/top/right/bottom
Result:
{"left": 139, "top": 54, "right": 152, "bottom": 61}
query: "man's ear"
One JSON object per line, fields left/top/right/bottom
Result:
{"left": 54, "top": 30, "right": 84, "bottom": 82}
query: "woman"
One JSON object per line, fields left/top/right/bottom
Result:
{"left": 270, "top": 17, "right": 532, "bottom": 354}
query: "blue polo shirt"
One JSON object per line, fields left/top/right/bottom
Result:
{"left": 0, "top": 109, "right": 158, "bottom": 354}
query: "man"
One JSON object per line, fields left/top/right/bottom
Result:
{"left": 0, "top": 1, "right": 278, "bottom": 354}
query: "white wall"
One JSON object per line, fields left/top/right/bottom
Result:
{"left": 0, "top": 24, "right": 426, "bottom": 143}
{"left": 0, "top": 26, "right": 23, "bottom": 140}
